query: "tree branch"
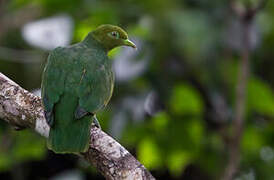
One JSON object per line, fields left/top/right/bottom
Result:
{"left": 222, "top": 21, "right": 250, "bottom": 180}
{"left": 222, "top": 0, "right": 268, "bottom": 179}
{"left": 0, "top": 72, "right": 155, "bottom": 180}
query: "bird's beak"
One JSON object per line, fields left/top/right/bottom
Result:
{"left": 124, "top": 39, "right": 137, "bottom": 49}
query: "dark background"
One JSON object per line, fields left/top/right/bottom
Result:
{"left": 0, "top": 0, "right": 274, "bottom": 179}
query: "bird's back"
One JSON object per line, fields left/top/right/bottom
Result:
{"left": 42, "top": 41, "right": 114, "bottom": 153}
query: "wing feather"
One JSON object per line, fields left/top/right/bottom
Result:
{"left": 41, "top": 47, "right": 66, "bottom": 126}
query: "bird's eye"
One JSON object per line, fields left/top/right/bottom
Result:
{"left": 109, "top": 31, "right": 119, "bottom": 39}
{"left": 111, "top": 31, "right": 117, "bottom": 37}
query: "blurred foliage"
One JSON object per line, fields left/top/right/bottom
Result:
{"left": 0, "top": 129, "right": 45, "bottom": 171}
{"left": 247, "top": 78, "right": 274, "bottom": 117}
{"left": 0, "top": 0, "right": 274, "bottom": 179}
{"left": 169, "top": 83, "right": 204, "bottom": 115}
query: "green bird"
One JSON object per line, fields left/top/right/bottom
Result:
{"left": 41, "top": 24, "right": 136, "bottom": 153}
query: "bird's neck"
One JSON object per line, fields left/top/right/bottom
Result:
{"left": 82, "top": 33, "right": 107, "bottom": 52}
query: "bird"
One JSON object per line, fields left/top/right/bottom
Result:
{"left": 41, "top": 24, "right": 136, "bottom": 153}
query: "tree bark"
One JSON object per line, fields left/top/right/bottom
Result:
{"left": 0, "top": 72, "right": 155, "bottom": 180}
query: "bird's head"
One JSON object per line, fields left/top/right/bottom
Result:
{"left": 91, "top": 24, "right": 136, "bottom": 51}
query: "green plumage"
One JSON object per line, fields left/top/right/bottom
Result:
{"left": 41, "top": 25, "right": 136, "bottom": 153}
{"left": 47, "top": 93, "right": 92, "bottom": 152}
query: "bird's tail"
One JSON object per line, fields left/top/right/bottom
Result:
{"left": 47, "top": 115, "right": 92, "bottom": 153}
{"left": 46, "top": 93, "right": 92, "bottom": 153}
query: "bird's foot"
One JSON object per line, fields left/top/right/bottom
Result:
{"left": 92, "top": 116, "right": 101, "bottom": 129}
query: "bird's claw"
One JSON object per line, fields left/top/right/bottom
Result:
{"left": 92, "top": 116, "right": 101, "bottom": 129}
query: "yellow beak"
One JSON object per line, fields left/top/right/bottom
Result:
{"left": 124, "top": 39, "right": 137, "bottom": 49}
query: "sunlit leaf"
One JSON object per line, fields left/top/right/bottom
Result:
{"left": 167, "top": 150, "right": 191, "bottom": 176}
{"left": 75, "top": 23, "right": 96, "bottom": 42}
{"left": 151, "top": 112, "right": 169, "bottom": 133}
{"left": 242, "top": 126, "right": 265, "bottom": 154}
{"left": 247, "top": 78, "right": 274, "bottom": 116}
{"left": 137, "top": 137, "right": 162, "bottom": 169}
{"left": 187, "top": 119, "right": 204, "bottom": 148}
{"left": 169, "top": 83, "right": 204, "bottom": 115}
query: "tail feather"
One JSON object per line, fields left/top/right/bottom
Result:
{"left": 47, "top": 116, "right": 92, "bottom": 153}
{"left": 46, "top": 93, "right": 92, "bottom": 153}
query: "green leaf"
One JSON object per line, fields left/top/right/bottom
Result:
{"left": 242, "top": 126, "right": 265, "bottom": 154}
{"left": 151, "top": 112, "right": 169, "bottom": 133}
{"left": 75, "top": 23, "right": 95, "bottom": 42}
{"left": 137, "top": 137, "right": 162, "bottom": 169}
{"left": 169, "top": 83, "right": 204, "bottom": 115}
{"left": 167, "top": 150, "right": 191, "bottom": 176}
{"left": 187, "top": 119, "right": 204, "bottom": 148}
{"left": 247, "top": 78, "right": 274, "bottom": 116}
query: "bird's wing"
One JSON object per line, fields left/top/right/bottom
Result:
{"left": 76, "top": 52, "right": 113, "bottom": 117}
{"left": 41, "top": 47, "right": 66, "bottom": 126}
